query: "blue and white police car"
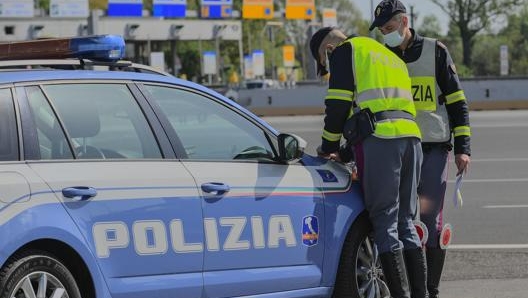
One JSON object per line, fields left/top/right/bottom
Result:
{"left": 0, "top": 36, "right": 387, "bottom": 298}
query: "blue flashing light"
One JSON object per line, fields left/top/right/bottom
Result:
{"left": 69, "top": 35, "right": 125, "bottom": 61}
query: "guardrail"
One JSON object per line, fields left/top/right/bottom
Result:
{"left": 236, "top": 77, "right": 528, "bottom": 116}
{"left": 460, "top": 76, "right": 528, "bottom": 110}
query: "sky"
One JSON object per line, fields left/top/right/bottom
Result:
{"left": 354, "top": 0, "right": 450, "bottom": 34}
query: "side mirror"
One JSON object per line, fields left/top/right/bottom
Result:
{"left": 277, "top": 133, "right": 307, "bottom": 164}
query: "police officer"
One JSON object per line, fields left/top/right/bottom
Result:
{"left": 370, "top": 1, "right": 472, "bottom": 297}
{"left": 310, "top": 27, "right": 426, "bottom": 298}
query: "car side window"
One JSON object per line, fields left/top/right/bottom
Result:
{"left": 144, "top": 85, "right": 275, "bottom": 161}
{"left": 25, "top": 86, "right": 73, "bottom": 160}
{"left": 26, "top": 84, "right": 162, "bottom": 160}
{"left": 0, "top": 89, "right": 19, "bottom": 161}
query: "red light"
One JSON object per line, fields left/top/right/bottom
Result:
{"left": 0, "top": 38, "right": 71, "bottom": 60}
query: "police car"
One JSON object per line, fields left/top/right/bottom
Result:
{"left": 0, "top": 36, "right": 387, "bottom": 298}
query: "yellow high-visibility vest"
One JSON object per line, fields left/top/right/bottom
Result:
{"left": 346, "top": 37, "right": 421, "bottom": 139}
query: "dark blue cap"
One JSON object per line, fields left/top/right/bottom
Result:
{"left": 369, "top": 0, "right": 407, "bottom": 31}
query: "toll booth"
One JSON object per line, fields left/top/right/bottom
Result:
{"left": 0, "top": 9, "right": 243, "bottom": 80}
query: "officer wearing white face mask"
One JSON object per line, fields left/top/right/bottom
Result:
{"left": 371, "top": 1, "right": 472, "bottom": 298}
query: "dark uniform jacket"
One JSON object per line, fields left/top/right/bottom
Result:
{"left": 387, "top": 29, "right": 471, "bottom": 156}
{"left": 320, "top": 36, "right": 358, "bottom": 155}
{"left": 321, "top": 32, "right": 471, "bottom": 157}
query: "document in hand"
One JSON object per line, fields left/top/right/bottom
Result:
{"left": 453, "top": 174, "right": 464, "bottom": 207}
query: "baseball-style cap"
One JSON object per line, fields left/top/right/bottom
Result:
{"left": 369, "top": 0, "right": 407, "bottom": 31}
{"left": 309, "top": 27, "right": 333, "bottom": 76}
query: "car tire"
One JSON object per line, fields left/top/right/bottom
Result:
{"left": 0, "top": 250, "right": 82, "bottom": 298}
{"left": 333, "top": 212, "right": 390, "bottom": 298}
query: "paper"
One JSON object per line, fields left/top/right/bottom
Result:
{"left": 452, "top": 174, "right": 464, "bottom": 207}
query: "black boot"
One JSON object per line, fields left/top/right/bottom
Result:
{"left": 426, "top": 248, "right": 446, "bottom": 298}
{"left": 404, "top": 248, "right": 428, "bottom": 298}
{"left": 380, "top": 250, "right": 410, "bottom": 298}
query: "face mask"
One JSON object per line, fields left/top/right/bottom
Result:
{"left": 383, "top": 21, "right": 404, "bottom": 47}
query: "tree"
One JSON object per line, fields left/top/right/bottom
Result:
{"left": 430, "top": 0, "right": 523, "bottom": 67}
{"left": 498, "top": 4, "right": 528, "bottom": 75}
{"left": 282, "top": 0, "right": 366, "bottom": 79}
{"left": 89, "top": 0, "right": 107, "bottom": 10}
{"left": 417, "top": 14, "right": 442, "bottom": 39}
{"left": 440, "top": 21, "right": 476, "bottom": 77}
{"left": 470, "top": 34, "right": 502, "bottom": 76}
{"left": 318, "top": 0, "right": 368, "bottom": 35}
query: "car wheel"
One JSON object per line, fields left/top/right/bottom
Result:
{"left": 333, "top": 212, "right": 390, "bottom": 298}
{"left": 0, "top": 250, "right": 82, "bottom": 298}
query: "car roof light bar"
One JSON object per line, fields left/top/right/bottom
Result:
{"left": 0, "top": 35, "right": 125, "bottom": 62}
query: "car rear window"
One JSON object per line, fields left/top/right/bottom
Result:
{"left": 25, "top": 83, "right": 163, "bottom": 160}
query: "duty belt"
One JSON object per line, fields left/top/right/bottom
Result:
{"left": 373, "top": 110, "right": 415, "bottom": 122}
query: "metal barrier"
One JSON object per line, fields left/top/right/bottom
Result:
{"left": 236, "top": 77, "right": 528, "bottom": 116}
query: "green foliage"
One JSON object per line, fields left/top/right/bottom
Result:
{"left": 498, "top": 5, "right": 528, "bottom": 75}
{"left": 471, "top": 35, "right": 502, "bottom": 76}
{"left": 417, "top": 15, "right": 442, "bottom": 39}
{"left": 89, "top": 0, "right": 106, "bottom": 10}
{"left": 175, "top": 41, "right": 202, "bottom": 81}
{"left": 317, "top": 0, "right": 366, "bottom": 35}
{"left": 453, "top": 63, "right": 473, "bottom": 77}
{"left": 463, "top": 3, "right": 528, "bottom": 77}
{"left": 430, "top": 0, "right": 524, "bottom": 67}
{"left": 37, "top": 0, "right": 49, "bottom": 10}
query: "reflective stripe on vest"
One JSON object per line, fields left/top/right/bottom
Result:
{"left": 347, "top": 37, "right": 421, "bottom": 139}
{"left": 407, "top": 37, "right": 451, "bottom": 143}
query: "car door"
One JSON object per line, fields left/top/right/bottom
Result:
{"left": 0, "top": 86, "right": 43, "bottom": 230}
{"left": 16, "top": 82, "right": 204, "bottom": 298}
{"left": 141, "top": 84, "right": 326, "bottom": 297}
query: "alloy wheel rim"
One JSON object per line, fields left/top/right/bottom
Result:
{"left": 356, "top": 237, "right": 391, "bottom": 298}
{"left": 10, "top": 271, "right": 69, "bottom": 298}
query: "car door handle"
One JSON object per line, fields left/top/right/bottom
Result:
{"left": 201, "top": 182, "right": 230, "bottom": 196}
{"left": 62, "top": 186, "right": 97, "bottom": 201}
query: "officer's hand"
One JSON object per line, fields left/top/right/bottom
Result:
{"left": 316, "top": 145, "right": 329, "bottom": 158}
{"left": 317, "top": 146, "right": 340, "bottom": 161}
{"left": 330, "top": 152, "right": 342, "bottom": 162}
{"left": 455, "top": 153, "right": 470, "bottom": 175}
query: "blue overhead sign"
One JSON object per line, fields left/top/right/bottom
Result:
{"left": 153, "top": 0, "right": 186, "bottom": 18}
{"left": 200, "top": 0, "right": 232, "bottom": 18}
{"left": 108, "top": 0, "right": 143, "bottom": 17}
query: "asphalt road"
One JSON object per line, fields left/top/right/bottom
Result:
{"left": 263, "top": 110, "right": 528, "bottom": 298}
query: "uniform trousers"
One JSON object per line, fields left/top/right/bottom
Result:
{"left": 356, "top": 136, "right": 423, "bottom": 253}
{"left": 418, "top": 145, "right": 449, "bottom": 248}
